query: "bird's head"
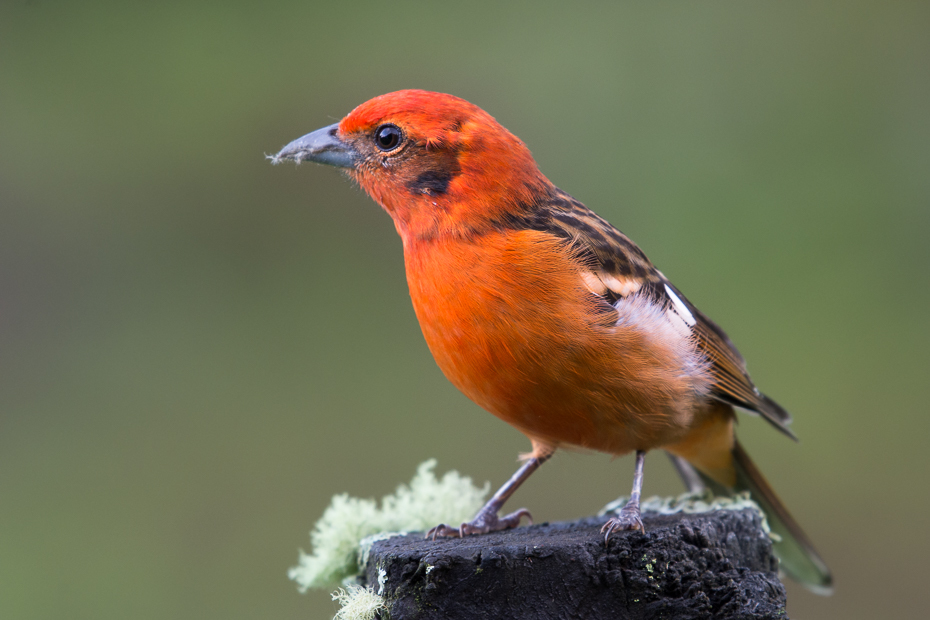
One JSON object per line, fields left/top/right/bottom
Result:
{"left": 272, "top": 90, "right": 554, "bottom": 241}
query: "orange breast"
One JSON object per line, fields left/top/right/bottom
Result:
{"left": 403, "top": 229, "right": 711, "bottom": 455}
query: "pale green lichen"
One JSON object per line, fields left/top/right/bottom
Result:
{"left": 331, "top": 585, "right": 386, "bottom": 620}
{"left": 357, "top": 532, "right": 406, "bottom": 579}
{"left": 600, "top": 490, "right": 776, "bottom": 538}
{"left": 289, "top": 460, "right": 488, "bottom": 592}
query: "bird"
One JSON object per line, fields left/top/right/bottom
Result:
{"left": 271, "top": 89, "right": 832, "bottom": 593}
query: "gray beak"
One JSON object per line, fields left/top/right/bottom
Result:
{"left": 270, "top": 123, "right": 358, "bottom": 168}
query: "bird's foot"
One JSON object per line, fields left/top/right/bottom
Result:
{"left": 426, "top": 507, "right": 533, "bottom": 540}
{"left": 600, "top": 503, "right": 644, "bottom": 543}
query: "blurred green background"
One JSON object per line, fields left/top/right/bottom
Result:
{"left": 2, "top": 1, "right": 928, "bottom": 618}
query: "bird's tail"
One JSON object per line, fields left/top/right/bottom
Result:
{"left": 666, "top": 411, "right": 833, "bottom": 593}
{"left": 730, "top": 439, "right": 833, "bottom": 594}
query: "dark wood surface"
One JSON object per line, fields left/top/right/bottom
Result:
{"left": 364, "top": 509, "right": 788, "bottom": 619}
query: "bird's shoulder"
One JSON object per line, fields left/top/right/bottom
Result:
{"left": 503, "top": 188, "right": 660, "bottom": 293}
{"left": 499, "top": 188, "right": 795, "bottom": 439}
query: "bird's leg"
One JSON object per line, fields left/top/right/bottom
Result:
{"left": 601, "top": 450, "right": 646, "bottom": 541}
{"left": 667, "top": 452, "right": 705, "bottom": 494}
{"left": 426, "top": 452, "right": 551, "bottom": 539}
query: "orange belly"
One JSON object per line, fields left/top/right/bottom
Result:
{"left": 404, "top": 229, "right": 712, "bottom": 455}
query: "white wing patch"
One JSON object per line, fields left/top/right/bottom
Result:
{"left": 664, "top": 283, "right": 696, "bottom": 327}
{"left": 611, "top": 292, "right": 712, "bottom": 401}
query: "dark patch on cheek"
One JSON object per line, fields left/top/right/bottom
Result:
{"left": 409, "top": 169, "right": 455, "bottom": 195}
{"left": 405, "top": 149, "right": 462, "bottom": 196}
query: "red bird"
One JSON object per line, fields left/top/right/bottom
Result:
{"left": 272, "top": 90, "right": 832, "bottom": 593}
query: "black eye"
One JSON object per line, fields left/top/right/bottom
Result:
{"left": 375, "top": 124, "right": 403, "bottom": 151}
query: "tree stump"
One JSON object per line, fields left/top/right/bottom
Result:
{"left": 363, "top": 509, "right": 787, "bottom": 619}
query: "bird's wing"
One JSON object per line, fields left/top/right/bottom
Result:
{"left": 507, "top": 189, "right": 796, "bottom": 440}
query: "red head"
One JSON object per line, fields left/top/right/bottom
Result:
{"left": 274, "top": 90, "right": 554, "bottom": 241}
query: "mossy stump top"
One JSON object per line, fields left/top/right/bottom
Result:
{"left": 363, "top": 509, "right": 787, "bottom": 619}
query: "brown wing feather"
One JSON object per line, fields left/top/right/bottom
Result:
{"left": 502, "top": 188, "right": 796, "bottom": 440}
{"left": 673, "top": 285, "right": 796, "bottom": 440}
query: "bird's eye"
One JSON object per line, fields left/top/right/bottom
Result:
{"left": 374, "top": 124, "right": 403, "bottom": 151}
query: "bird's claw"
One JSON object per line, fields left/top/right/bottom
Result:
{"left": 425, "top": 523, "right": 460, "bottom": 540}
{"left": 601, "top": 506, "right": 644, "bottom": 543}
{"left": 425, "top": 508, "right": 533, "bottom": 540}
